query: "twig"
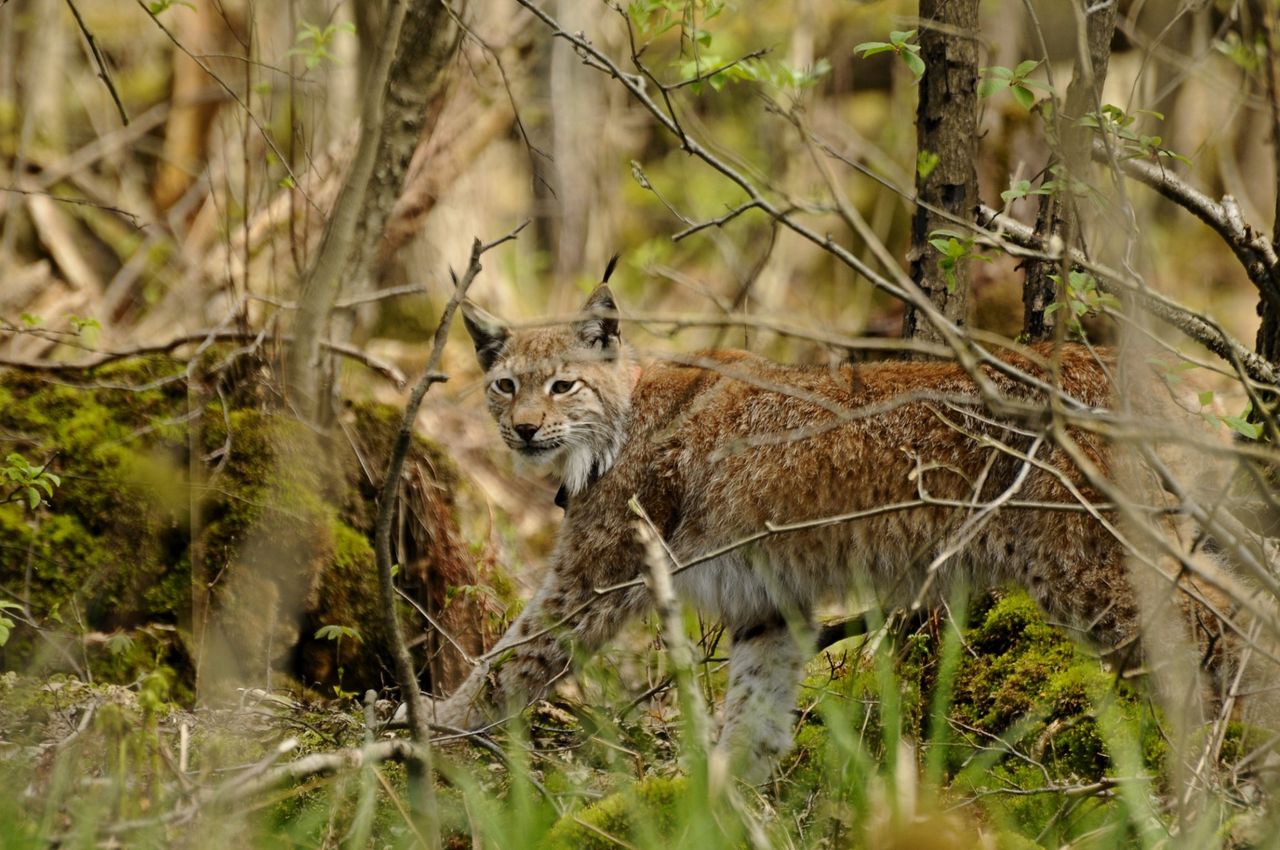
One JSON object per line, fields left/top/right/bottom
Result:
{"left": 248, "top": 283, "right": 431, "bottom": 311}
{"left": 1091, "top": 140, "right": 1280, "bottom": 312}
{"left": 370, "top": 221, "right": 527, "bottom": 843}
{"left": 671, "top": 200, "right": 764, "bottom": 241}
{"left": 976, "top": 204, "right": 1279, "bottom": 387}
{"left": 132, "top": 0, "right": 312, "bottom": 210}
{"left": 64, "top": 0, "right": 129, "bottom": 125}
{"left": 666, "top": 48, "right": 769, "bottom": 91}
{"left": 0, "top": 185, "right": 143, "bottom": 228}
{"left": 98, "top": 738, "right": 428, "bottom": 837}
{"left": 395, "top": 584, "right": 476, "bottom": 666}
{"left": 0, "top": 330, "right": 407, "bottom": 387}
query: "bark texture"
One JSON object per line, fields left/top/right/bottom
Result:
{"left": 903, "top": 0, "right": 979, "bottom": 345}
{"left": 289, "top": 0, "right": 461, "bottom": 418}
{"left": 1022, "top": 0, "right": 1118, "bottom": 341}
{"left": 1260, "top": 5, "right": 1280, "bottom": 377}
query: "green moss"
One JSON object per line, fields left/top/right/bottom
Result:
{"left": 541, "top": 776, "right": 688, "bottom": 850}
{"left": 949, "top": 590, "right": 1164, "bottom": 782}
{"left": 0, "top": 356, "right": 481, "bottom": 699}
{"left": 792, "top": 589, "right": 1169, "bottom": 846}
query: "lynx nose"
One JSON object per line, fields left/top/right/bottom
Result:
{"left": 514, "top": 423, "right": 539, "bottom": 443}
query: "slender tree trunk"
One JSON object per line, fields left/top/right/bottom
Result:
{"left": 903, "top": 0, "right": 979, "bottom": 344}
{"left": 1261, "top": 5, "right": 1280, "bottom": 371}
{"left": 1022, "top": 0, "right": 1118, "bottom": 341}
{"left": 289, "top": 0, "right": 461, "bottom": 420}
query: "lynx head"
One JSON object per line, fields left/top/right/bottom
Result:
{"left": 461, "top": 270, "right": 634, "bottom": 495}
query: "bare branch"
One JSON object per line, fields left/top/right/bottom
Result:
{"left": 132, "top": 0, "right": 312, "bottom": 209}
{"left": 64, "top": 0, "right": 129, "bottom": 126}
{"left": 1091, "top": 141, "right": 1280, "bottom": 313}
{"left": 0, "top": 331, "right": 407, "bottom": 387}
{"left": 977, "top": 204, "right": 1279, "bottom": 387}
{"left": 370, "top": 220, "right": 526, "bottom": 842}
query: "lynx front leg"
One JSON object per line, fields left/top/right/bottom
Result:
{"left": 417, "top": 570, "right": 647, "bottom": 730}
{"left": 714, "top": 617, "right": 812, "bottom": 784}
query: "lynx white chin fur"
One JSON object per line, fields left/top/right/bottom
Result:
{"left": 398, "top": 282, "right": 1263, "bottom": 782}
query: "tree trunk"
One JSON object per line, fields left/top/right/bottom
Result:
{"left": 1022, "top": 0, "right": 1118, "bottom": 341}
{"left": 903, "top": 0, "right": 979, "bottom": 345}
{"left": 289, "top": 0, "right": 461, "bottom": 420}
{"left": 1261, "top": 4, "right": 1280, "bottom": 378}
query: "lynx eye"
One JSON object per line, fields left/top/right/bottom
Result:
{"left": 550, "top": 379, "right": 578, "bottom": 395}
{"left": 493, "top": 378, "right": 516, "bottom": 395}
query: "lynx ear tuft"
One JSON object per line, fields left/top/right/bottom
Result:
{"left": 461, "top": 300, "right": 509, "bottom": 372}
{"left": 602, "top": 253, "right": 620, "bottom": 284}
{"left": 574, "top": 284, "right": 620, "bottom": 350}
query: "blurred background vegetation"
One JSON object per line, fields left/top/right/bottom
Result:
{"left": 2, "top": 0, "right": 1279, "bottom": 847}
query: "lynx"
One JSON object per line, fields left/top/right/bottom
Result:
{"left": 416, "top": 279, "right": 1255, "bottom": 779}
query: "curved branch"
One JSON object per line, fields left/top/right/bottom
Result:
{"left": 1092, "top": 141, "right": 1280, "bottom": 314}
{"left": 977, "top": 204, "right": 1279, "bottom": 387}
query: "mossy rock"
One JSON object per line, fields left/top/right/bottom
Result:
{"left": 541, "top": 776, "right": 687, "bottom": 850}
{"left": 797, "top": 591, "right": 1165, "bottom": 827}
{"left": 0, "top": 355, "right": 495, "bottom": 701}
{"left": 950, "top": 590, "right": 1165, "bottom": 781}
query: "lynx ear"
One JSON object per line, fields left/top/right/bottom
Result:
{"left": 461, "top": 300, "right": 509, "bottom": 372}
{"left": 573, "top": 284, "right": 620, "bottom": 349}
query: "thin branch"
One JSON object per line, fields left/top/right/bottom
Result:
{"left": 666, "top": 48, "right": 769, "bottom": 91}
{"left": 976, "top": 204, "right": 1279, "bottom": 387}
{"left": 0, "top": 185, "right": 143, "bottom": 228}
{"left": 370, "top": 220, "right": 526, "bottom": 842}
{"left": 671, "top": 199, "right": 763, "bottom": 241}
{"left": 1091, "top": 140, "right": 1280, "bottom": 312}
{"left": 132, "top": 0, "right": 313, "bottom": 210}
{"left": 64, "top": 0, "right": 129, "bottom": 126}
{"left": 0, "top": 331, "right": 407, "bottom": 387}
{"left": 98, "top": 738, "right": 428, "bottom": 837}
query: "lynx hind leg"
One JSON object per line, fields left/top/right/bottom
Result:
{"left": 713, "top": 617, "right": 812, "bottom": 784}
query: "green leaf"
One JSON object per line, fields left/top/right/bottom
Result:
{"left": 1000, "top": 179, "right": 1033, "bottom": 203}
{"left": 1225, "top": 417, "right": 1262, "bottom": 439}
{"left": 902, "top": 51, "right": 926, "bottom": 81}
{"left": 1010, "top": 85, "right": 1037, "bottom": 110}
{"left": 1197, "top": 390, "right": 1215, "bottom": 407}
{"left": 315, "top": 624, "right": 361, "bottom": 642}
{"left": 1013, "top": 59, "right": 1041, "bottom": 77}
{"left": 889, "top": 30, "right": 917, "bottom": 47}
{"left": 977, "top": 77, "right": 1008, "bottom": 98}
{"left": 853, "top": 41, "right": 895, "bottom": 57}
{"left": 25, "top": 487, "right": 38, "bottom": 509}
{"left": 105, "top": 632, "right": 135, "bottom": 655}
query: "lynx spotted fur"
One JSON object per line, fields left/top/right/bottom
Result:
{"left": 419, "top": 283, "right": 1252, "bottom": 780}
